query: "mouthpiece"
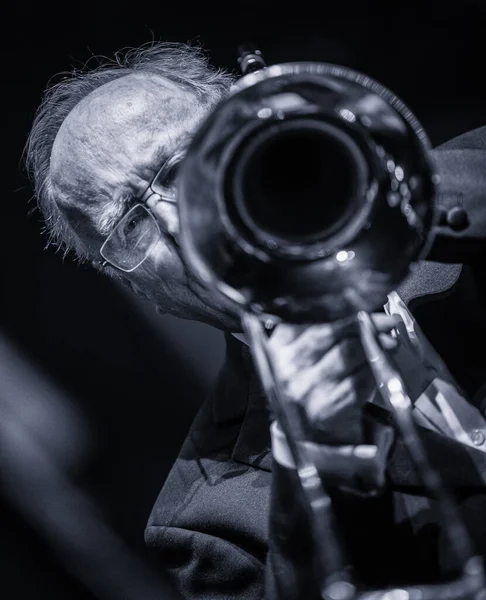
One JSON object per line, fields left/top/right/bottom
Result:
{"left": 237, "top": 42, "right": 266, "bottom": 75}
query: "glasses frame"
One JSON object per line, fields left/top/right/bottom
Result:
{"left": 98, "top": 156, "right": 180, "bottom": 273}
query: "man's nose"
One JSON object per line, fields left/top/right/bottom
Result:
{"left": 152, "top": 199, "right": 180, "bottom": 238}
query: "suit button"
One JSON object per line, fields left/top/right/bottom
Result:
{"left": 470, "top": 429, "right": 485, "bottom": 446}
{"left": 446, "top": 207, "right": 469, "bottom": 231}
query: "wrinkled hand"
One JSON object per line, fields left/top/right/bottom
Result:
{"left": 267, "top": 313, "right": 401, "bottom": 445}
{"left": 266, "top": 313, "right": 401, "bottom": 493}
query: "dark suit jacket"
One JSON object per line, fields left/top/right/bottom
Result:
{"left": 145, "top": 127, "right": 486, "bottom": 599}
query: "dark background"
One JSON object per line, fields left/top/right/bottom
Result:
{"left": 2, "top": 1, "right": 486, "bottom": 598}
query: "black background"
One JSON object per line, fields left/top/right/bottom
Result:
{"left": 2, "top": 1, "right": 486, "bottom": 598}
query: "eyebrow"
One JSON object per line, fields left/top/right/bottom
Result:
{"left": 96, "top": 193, "right": 133, "bottom": 237}
{"left": 151, "top": 147, "right": 186, "bottom": 185}
{"left": 99, "top": 133, "right": 192, "bottom": 238}
{"left": 98, "top": 150, "right": 184, "bottom": 237}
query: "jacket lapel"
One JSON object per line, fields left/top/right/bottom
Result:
{"left": 396, "top": 260, "right": 462, "bottom": 307}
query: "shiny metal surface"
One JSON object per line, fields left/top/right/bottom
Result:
{"left": 178, "top": 61, "right": 438, "bottom": 323}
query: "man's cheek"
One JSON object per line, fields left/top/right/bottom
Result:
{"left": 151, "top": 240, "right": 186, "bottom": 279}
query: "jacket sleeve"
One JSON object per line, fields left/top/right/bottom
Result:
{"left": 144, "top": 433, "right": 269, "bottom": 600}
{"left": 144, "top": 334, "right": 270, "bottom": 600}
{"left": 145, "top": 521, "right": 266, "bottom": 599}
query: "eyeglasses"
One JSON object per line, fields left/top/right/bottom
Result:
{"left": 99, "top": 153, "right": 182, "bottom": 272}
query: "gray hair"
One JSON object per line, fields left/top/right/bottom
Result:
{"left": 24, "top": 41, "right": 236, "bottom": 261}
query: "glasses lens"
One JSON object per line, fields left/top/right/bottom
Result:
{"left": 100, "top": 204, "right": 161, "bottom": 272}
{"left": 150, "top": 155, "right": 184, "bottom": 201}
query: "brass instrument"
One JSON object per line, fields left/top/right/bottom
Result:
{"left": 176, "top": 44, "right": 485, "bottom": 600}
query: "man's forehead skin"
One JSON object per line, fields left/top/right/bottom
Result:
{"left": 49, "top": 72, "right": 204, "bottom": 241}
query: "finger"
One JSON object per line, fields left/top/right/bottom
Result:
{"left": 305, "top": 441, "right": 388, "bottom": 493}
{"left": 273, "top": 328, "right": 344, "bottom": 374}
{"left": 269, "top": 322, "right": 327, "bottom": 347}
{"left": 304, "top": 366, "right": 375, "bottom": 445}
{"left": 270, "top": 313, "right": 371, "bottom": 348}
{"left": 271, "top": 326, "right": 397, "bottom": 386}
{"left": 370, "top": 312, "right": 403, "bottom": 332}
{"left": 269, "top": 320, "right": 359, "bottom": 368}
{"left": 284, "top": 337, "right": 368, "bottom": 401}
{"left": 378, "top": 332, "right": 398, "bottom": 350}
{"left": 311, "top": 336, "right": 368, "bottom": 383}
{"left": 268, "top": 324, "right": 339, "bottom": 375}
{"left": 271, "top": 313, "right": 402, "bottom": 350}
{"left": 272, "top": 434, "right": 391, "bottom": 494}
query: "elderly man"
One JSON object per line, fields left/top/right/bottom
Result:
{"left": 25, "top": 42, "right": 486, "bottom": 599}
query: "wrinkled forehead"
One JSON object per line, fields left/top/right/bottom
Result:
{"left": 76, "top": 72, "right": 196, "bottom": 140}
{"left": 49, "top": 72, "right": 203, "bottom": 210}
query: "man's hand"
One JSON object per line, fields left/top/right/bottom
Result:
{"left": 267, "top": 313, "right": 401, "bottom": 445}
{"left": 265, "top": 313, "right": 401, "bottom": 493}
